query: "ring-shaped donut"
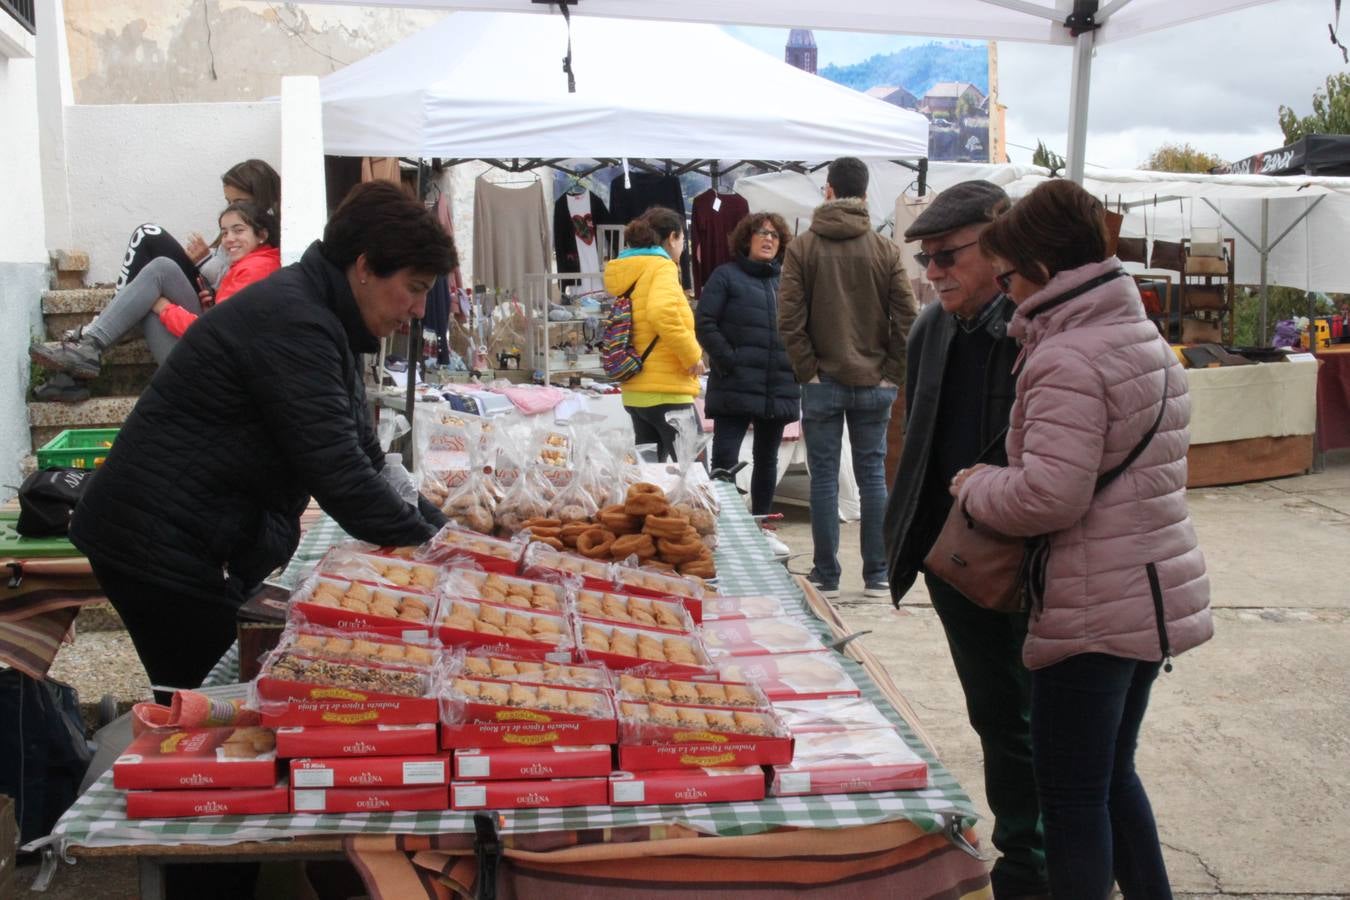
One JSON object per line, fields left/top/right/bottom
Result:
{"left": 597, "top": 505, "right": 641, "bottom": 534}
{"left": 530, "top": 535, "right": 565, "bottom": 550}
{"left": 560, "top": 522, "right": 593, "bottom": 547}
{"left": 657, "top": 536, "right": 705, "bottom": 564}
{"left": 642, "top": 514, "right": 689, "bottom": 539}
{"left": 577, "top": 527, "right": 617, "bottom": 559}
{"left": 626, "top": 482, "right": 664, "bottom": 499}
{"left": 624, "top": 493, "right": 669, "bottom": 517}
{"left": 522, "top": 517, "right": 562, "bottom": 530}
{"left": 525, "top": 525, "right": 562, "bottom": 540}
{"left": 611, "top": 533, "right": 656, "bottom": 560}
{"left": 678, "top": 558, "right": 716, "bottom": 578}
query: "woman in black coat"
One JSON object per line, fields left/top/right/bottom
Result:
{"left": 695, "top": 212, "right": 800, "bottom": 515}
{"left": 70, "top": 182, "right": 456, "bottom": 699}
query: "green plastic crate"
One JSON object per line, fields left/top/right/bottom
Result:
{"left": 35, "top": 427, "right": 119, "bottom": 469}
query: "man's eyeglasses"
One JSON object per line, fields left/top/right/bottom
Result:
{"left": 753, "top": 228, "right": 780, "bottom": 240}
{"left": 914, "top": 240, "right": 978, "bottom": 270}
{"left": 995, "top": 270, "right": 1016, "bottom": 293}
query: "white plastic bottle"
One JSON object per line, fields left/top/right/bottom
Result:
{"left": 381, "top": 452, "right": 419, "bottom": 506}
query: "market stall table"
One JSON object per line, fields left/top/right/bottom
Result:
{"left": 35, "top": 482, "right": 988, "bottom": 897}
{"left": 1184, "top": 356, "right": 1318, "bottom": 487}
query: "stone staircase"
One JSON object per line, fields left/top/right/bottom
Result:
{"left": 28, "top": 253, "right": 157, "bottom": 455}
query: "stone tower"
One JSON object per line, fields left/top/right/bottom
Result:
{"left": 785, "top": 29, "right": 817, "bottom": 74}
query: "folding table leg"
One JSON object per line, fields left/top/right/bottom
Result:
{"left": 138, "top": 857, "right": 166, "bottom": 900}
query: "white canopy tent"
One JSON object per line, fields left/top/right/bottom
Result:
{"left": 317, "top": 11, "right": 928, "bottom": 161}
{"left": 307, "top": 0, "right": 1283, "bottom": 180}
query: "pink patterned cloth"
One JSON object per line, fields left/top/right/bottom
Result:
{"left": 497, "top": 384, "right": 567, "bottom": 415}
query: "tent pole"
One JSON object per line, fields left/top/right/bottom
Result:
{"left": 1259, "top": 200, "right": 1269, "bottom": 345}
{"left": 1065, "top": 26, "right": 1095, "bottom": 183}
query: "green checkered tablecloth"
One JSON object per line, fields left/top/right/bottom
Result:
{"left": 49, "top": 482, "right": 977, "bottom": 851}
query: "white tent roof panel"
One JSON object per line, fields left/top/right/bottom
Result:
{"left": 305, "top": 0, "right": 1282, "bottom": 46}
{"left": 318, "top": 12, "right": 928, "bottom": 160}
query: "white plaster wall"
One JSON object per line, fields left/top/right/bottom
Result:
{"left": 65, "top": 101, "right": 281, "bottom": 283}
{"left": 0, "top": 34, "right": 50, "bottom": 499}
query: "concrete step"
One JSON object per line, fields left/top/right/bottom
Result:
{"left": 41, "top": 286, "right": 115, "bottom": 315}
{"left": 29, "top": 396, "right": 138, "bottom": 450}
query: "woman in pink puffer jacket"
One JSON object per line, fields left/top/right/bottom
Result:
{"left": 953, "top": 180, "right": 1213, "bottom": 899}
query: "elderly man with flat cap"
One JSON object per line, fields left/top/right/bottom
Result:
{"left": 882, "top": 180, "right": 1049, "bottom": 900}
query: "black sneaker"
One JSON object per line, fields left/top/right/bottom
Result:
{"left": 30, "top": 337, "right": 102, "bottom": 380}
{"left": 806, "top": 571, "right": 840, "bottom": 599}
{"left": 32, "top": 372, "right": 90, "bottom": 403}
{"left": 864, "top": 580, "right": 891, "bottom": 599}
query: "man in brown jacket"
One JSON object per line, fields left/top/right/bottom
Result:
{"left": 779, "top": 157, "right": 918, "bottom": 598}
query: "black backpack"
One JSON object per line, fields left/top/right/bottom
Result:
{"left": 16, "top": 468, "right": 95, "bottom": 538}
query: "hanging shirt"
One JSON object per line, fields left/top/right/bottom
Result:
{"left": 553, "top": 190, "right": 609, "bottom": 295}
{"left": 471, "top": 176, "right": 553, "bottom": 295}
{"left": 690, "top": 189, "right": 749, "bottom": 298}
{"left": 609, "top": 172, "right": 692, "bottom": 290}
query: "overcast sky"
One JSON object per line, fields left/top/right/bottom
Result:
{"left": 725, "top": 0, "right": 1345, "bottom": 170}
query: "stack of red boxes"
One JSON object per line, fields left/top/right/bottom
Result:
{"left": 113, "top": 727, "right": 287, "bottom": 819}
{"left": 768, "top": 696, "right": 928, "bottom": 796}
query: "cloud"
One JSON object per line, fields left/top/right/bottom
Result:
{"left": 999, "top": 0, "right": 1340, "bottom": 158}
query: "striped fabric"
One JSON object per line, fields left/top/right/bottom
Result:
{"left": 0, "top": 564, "right": 103, "bottom": 680}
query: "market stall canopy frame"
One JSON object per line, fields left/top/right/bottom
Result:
{"left": 317, "top": 11, "right": 928, "bottom": 160}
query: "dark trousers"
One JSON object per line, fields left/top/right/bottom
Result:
{"left": 625, "top": 402, "right": 695, "bottom": 462}
{"left": 88, "top": 560, "right": 244, "bottom": 704}
{"left": 116, "top": 224, "right": 201, "bottom": 291}
{"left": 710, "top": 415, "right": 792, "bottom": 515}
{"left": 925, "top": 573, "right": 1049, "bottom": 898}
{"left": 1032, "top": 652, "right": 1170, "bottom": 900}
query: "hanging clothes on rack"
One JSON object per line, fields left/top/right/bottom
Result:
{"left": 690, "top": 188, "right": 749, "bottom": 298}
{"left": 609, "top": 171, "right": 692, "bottom": 290}
{"left": 471, "top": 175, "right": 552, "bottom": 294}
{"left": 553, "top": 188, "right": 610, "bottom": 294}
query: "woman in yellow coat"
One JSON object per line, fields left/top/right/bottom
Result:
{"left": 603, "top": 206, "right": 704, "bottom": 460}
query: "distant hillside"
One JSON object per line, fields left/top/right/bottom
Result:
{"left": 819, "top": 41, "right": 988, "bottom": 97}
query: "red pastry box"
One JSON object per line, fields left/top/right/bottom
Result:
{"left": 289, "top": 574, "right": 436, "bottom": 642}
{"left": 609, "top": 565, "right": 707, "bottom": 619}
{"left": 450, "top": 777, "right": 609, "bottom": 810}
{"left": 576, "top": 620, "right": 712, "bottom": 676}
{"left": 437, "top": 598, "right": 574, "bottom": 660}
{"left": 616, "top": 701, "right": 792, "bottom": 770}
{"left": 609, "top": 766, "right": 766, "bottom": 806}
{"left": 290, "top": 754, "right": 448, "bottom": 788}
{"left": 715, "top": 651, "right": 861, "bottom": 701}
{"left": 771, "top": 696, "right": 897, "bottom": 734}
{"left": 439, "top": 568, "right": 569, "bottom": 615}
{"left": 699, "top": 617, "right": 827, "bottom": 658}
{"left": 291, "top": 784, "right": 448, "bottom": 814}
{"left": 113, "top": 727, "right": 278, "bottom": 790}
{"left": 453, "top": 744, "right": 613, "bottom": 781}
{"left": 125, "top": 781, "right": 289, "bottom": 819}
{"left": 459, "top": 653, "right": 611, "bottom": 689}
{"left": 702, "top": 594, "right": 791, "bottom": 621}
{"left": 314, "top": 544, "right": 444, "bottom": 594}
{"left": 770, "top": 728, "right": 928, "bottom": 796}
{"left": 274, "top": 723, "right": 439, "bottom": 759}
{"left": 424, "top": 524, "right": 524, "bottom": 574}
{"left": 439, "top": 675, "right": 617, "bottom": 747}
{"left": 521, "top": 543, "right": 615, "bottom": 591}
{"left": 253, "top": 642, "right": 439, "bottom": 727}
{"left": 615, "top": 672, "right": 768, "bottom": 710}
{"left": 575, "top": 588, "right": 694, "bottom": 633}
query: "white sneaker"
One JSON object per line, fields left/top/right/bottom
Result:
{"left": 762, "top": 531, "right": 791, "bottom": 559}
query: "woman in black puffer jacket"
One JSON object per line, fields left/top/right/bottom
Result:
{"left": 695, "top": 212, "right": 800, "bottom": 514}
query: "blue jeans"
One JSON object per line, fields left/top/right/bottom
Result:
{"left": 1032, "top": 653, "right": 1171, "bottom": 900}
{"left": 799, "top": 375, "right": 897, "bottom": 585}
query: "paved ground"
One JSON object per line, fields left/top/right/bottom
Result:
{"left": 15, "top": 451, "right": 1350, "bottom": 897}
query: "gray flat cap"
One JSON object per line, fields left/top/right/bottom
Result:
{"left": 903, "top": 180, "right": 1010, "bottom": 242}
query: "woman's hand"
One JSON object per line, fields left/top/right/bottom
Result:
{"left": 184, "top": 232, "right": 210, "bottom": 264}
{"left": 688, "top": 360, "right": 706, "bottom": 377}
{"left": 949, "top": 463, "right": 990, "bottom": 497}
{"left": 151, "top": 297, "right": 172, "bottom": 315}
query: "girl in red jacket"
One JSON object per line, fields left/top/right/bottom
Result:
{"left": 32, "top": 201, "right": 281, "bottom": 378}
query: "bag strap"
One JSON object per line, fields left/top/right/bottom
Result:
{"left": 1095, "top": 370, "right": 1168, "bottom": 492}
{"left": 1023, "top": 268, "right": 1128, "bottom": 322}
{"left": 617, "top": 285, "right": 660, "bottom": 360}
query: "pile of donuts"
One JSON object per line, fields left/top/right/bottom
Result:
{"left": 513, "top": 482, "right": 717, "bottom": 580}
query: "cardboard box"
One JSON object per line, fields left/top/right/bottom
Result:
{"left": 291, "top": 754, "right": 448, "bottom": 788}
{"left": 291, "top": 783, "right": 449, "bottom": 814}
{"left": 450, "top": 777, "right": 609, "bottom": 810}
{"left": 770, "top": 728, "right": 928, "bottom": 796}
{"left": 440, "top": 718, "right": 618, "bottom": 750}
{"left": 521, "top": 545, "right": 615, "bottom": 592}
{"left": 315, "top": 549, "right": 442, "bottom": 594}
{"left": 771, "top": 697, "right": 897, "bottom": 734}
{"left": 699, "top": 617, "right": 826, "bottom": 658}
{"left": 290, "top": 575, "right": 435, "bottom": 642}
{"left": 275, "top": 723, "right": 439, "bottom": 759}
{"left": 715, "top": 651, "right": 860, "bottom": 701}
{"left": 436, "top": 600, "right": 574, "bottom": 661}
{"left": 575, "top": 589, "right": 694, "bottom": 632}
{"left": 453, "top": 745, "right": 613, "bottom": 781}
{"left": 125, "top": 782, "right": 290, "bottom": 819}
{"left": 255, "top": 653, "right": 438, "bottom": 727}
{"left": 609, "top": 766, "right": 766, "bottom": 805}
{"left": 575, "top": 621, "right": 712, "bottom": 676}
{"left": 617, "top": 733, "right": 792, "bottom": 771}
{"left": 113, "top": 728, "right": 279, "bottom": 791}
{"left": 427, "top": 526, "right": 523, "bottom": 574}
